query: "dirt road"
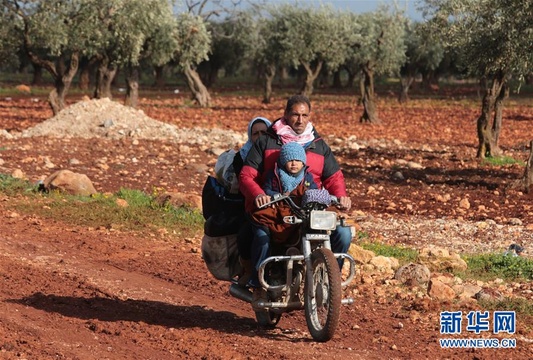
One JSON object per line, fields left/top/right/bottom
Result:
{"left": 1, "top": 96, "right": 532, "bottom": 359}
{"left": 2, "top": 201, "right": 530, "bottom": 360}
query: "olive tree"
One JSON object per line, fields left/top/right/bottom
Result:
{"left": 0, "top": 6, "right": 20, "bottom": 70}
{"left": 197, "top": 16, "right": 254, "bottom": 88}
{"left": 232, "top": 8, "right": 283, "bottom": 103}
{"left": 175, "top": 0, "right": 251, "bottom": 107}
{"left": 79, "top": 0, "right": 177, "bottom": 107}
{"left": 423, "top": 0, "right": 533, "bottom": 158}
{"left": 174, "top": 12, "right": 212, "bottom": 107}
{"left": 117, "top": 0, "right": 178, "bottom": 108}
{"left": 344, "top": 7, "right": 407, "bottom": 123}
{"left": 266, "top": 4, "right": 352, "bottom": 97}
{"left": 399, "top": 21, "right": 444, "bottom": 103}
{"left": 3, "top": 0, "right": 94, "bottom": 114}
{"left": 257, "top": 16, "right": 285, "bottom": 103}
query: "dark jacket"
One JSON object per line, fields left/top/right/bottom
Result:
{"left": 239, "top": 118, "right": 347, "bottom": 213}
{"left": 232, "top": 151, "right": 245, "bottom": 178}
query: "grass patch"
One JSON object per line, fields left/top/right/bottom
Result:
{"left": 479, "top": 297, "right": 533, "bottom": 317}
{"left": 0, "top": 174, "right": 40, "bottom": 196}
{"left": 360, "top": 241, "right": 419, "bottom": 265}
{"left": 354, "top": 229, "right": 371, "bottom": 241}
{"left": 0, "top": 174, "right": 204, "bottom": 237}
{"left": 481, "top": 156, "right": 525, "bottom": 167}
{"left": 456, "top": 253, "right": 533, "bottom": 281}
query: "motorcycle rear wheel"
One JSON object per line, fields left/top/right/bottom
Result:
{"left": 304, "top": 247, "right": 342, "bottom": 342}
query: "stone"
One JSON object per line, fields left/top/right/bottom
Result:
{"left": 15, "top": 84, "right": 31, "bottom": 93}
{"left": 461, "top": 284, "right": 483, "bottom": 299}
{"left": 394, "top": 263, "right": 431, "bottom": 285}
{"left": 370, "top": 256, "right": 395, "bottom": 273}
{"left": 459, "top": 198, "right": 470, "bottom": 209}
{"left": 11, "top": 169, "right": 26, "bottom": 179}
{"left": 475, "top": 288, "right": 504, "bottom": 302}
{"left": 391, "top": 171, "right": 404, "bottom": 182}
{"left": 43, "top": 169, "right": 97, "bottom": 196}
{"left": 508, "top": 218, "right": 523, "bottom": 226}
{"left": 115, "top": 199, "right": 129, "bottom": 208}
{"left": 428, "top": 279, "right": 456, "bottom": 301}
{"left": 407, "top": 161, "right": 424, "bottom": 169}
{"left": 155, "top": 192, "right": 202, "bottom": 211}
{"left": 418, "top": 246, "right": 468, "bottom": 272}
{"left": 348, "top": 244, "right": 375, "bottom": 264}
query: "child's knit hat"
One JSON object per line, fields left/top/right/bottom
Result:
{"left": 279, "top": 142, "right": 306, "bottom": 166}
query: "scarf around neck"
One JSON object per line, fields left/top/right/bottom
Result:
{"left": 272, "top": 118, "right": 314, "bottom": 146}
{"left": 278, "top": 166, "right": 305, "bottom": 194}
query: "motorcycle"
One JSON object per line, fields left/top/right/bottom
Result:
{"left": 227, "top": 188, "right": 357, "bottom": 342}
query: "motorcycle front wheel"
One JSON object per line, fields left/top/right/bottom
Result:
{"left": 304, "top": 247, "right": 342, "bottom": 342}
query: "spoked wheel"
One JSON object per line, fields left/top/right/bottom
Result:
{"left": 304, "top": 248, "right": 342, "bottom": 342}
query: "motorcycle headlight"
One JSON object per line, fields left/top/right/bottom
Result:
{"left": 310, "top": 211, "right": 337, "bottom": 230}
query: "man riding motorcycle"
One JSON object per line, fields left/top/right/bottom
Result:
{"left": 239, "top": 94, "right": 353, "bottom": 305}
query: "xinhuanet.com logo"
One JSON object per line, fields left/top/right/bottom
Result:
{"left": 439, "top": 310, "right": 517, "bottom": 349}
{"left": 439, "top": 338, "right": 516, "bottom": 349}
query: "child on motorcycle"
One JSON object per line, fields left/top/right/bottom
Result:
{"left": 250, "top": 142, "right": 317, "bottom": 279}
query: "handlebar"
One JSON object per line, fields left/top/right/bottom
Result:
{"left": 257, "top": 193, "right": 292, "bottom": 209}
{"left": 258, "top": 190, "right": 340, "bottom": 210}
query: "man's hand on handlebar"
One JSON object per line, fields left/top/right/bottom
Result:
{"left": 337, "top": 196, "right": 352, "bottom": 210}
{"left": 255, "top": 194, "right": 273, "bottom": 208}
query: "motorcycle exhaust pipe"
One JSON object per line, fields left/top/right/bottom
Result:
{"left": 229, "top": 284, "right": 253, "bottom": 303}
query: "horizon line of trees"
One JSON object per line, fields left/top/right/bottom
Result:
{"left": 1, "top": 0, "right": 532, "bottom": 160}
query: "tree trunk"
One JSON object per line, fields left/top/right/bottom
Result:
{"left": 524, "top": 140, "right": 533, "bottom": 193}
{"left": 399, "top": 76, "right": 415, "bottom": 104}
{"left": 300, "top": 60, "right": 323, "bottom": 97}
{"left": 78, "top": 56, "right": 96, "bottom": 91}
{"left": 206, "top": 67, "right": 219, "bottom": 88}
{"left": 332, "top": 70, "right": 342, "bottom": 88}
{"left": 20, "top": 17, "right": 77, "bottom": 114}
{"left": 111, "top": 66, "right": 121, "bottom": 87}
{"left": 359, "top": 65, "right": 380, "bottom": 123}
{"left": 153, "top": 65, "right": 166, "bottom": 88}
{"left": 47, "top": 53, "right": 79, "bottom": 115}
{"left": 124, "top": 65, "right": 139, "bottom": 108}
{"left": 31, "top": 64, "right": 43, "bottom": 85}
{"left": 421, "top": 70, "right": 439, "bottom": 92}
{"left": 79, "top": 66, "right": 91, "bottom": 91}
{"left": 492, "top": 82, "right": 509, "bottom": 149}
{"left": 346, "top": 69, "right": 356, "bottom": 88}
{"left": 94, "top": 56, "right": 117, "bottom": 99}
{"left": 279, "top": 66, "right": 289, "bottom": 86}
{"left": 262, "top": 63, "right": 276, "bottom": 104}
{"left": 318, "top": 67, "right": 329, "bottom": 88}
{"left": 183, "top": 64, "right": 211, "bottom": 107}
{"left": 476, "top": 74, "right": 506, "bottom": 158}
{"left": 525, "top": 73, "right": 533, "bottom": 85}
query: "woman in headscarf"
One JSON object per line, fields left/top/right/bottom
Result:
{"left": 233, "top": 116, "right": 271, "bottom": 285}
{"left": 204, "top": 116, "right": 271, "bottom": 285}
{"left": 233, "top": 117, "right": 271, "bottom": 177}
